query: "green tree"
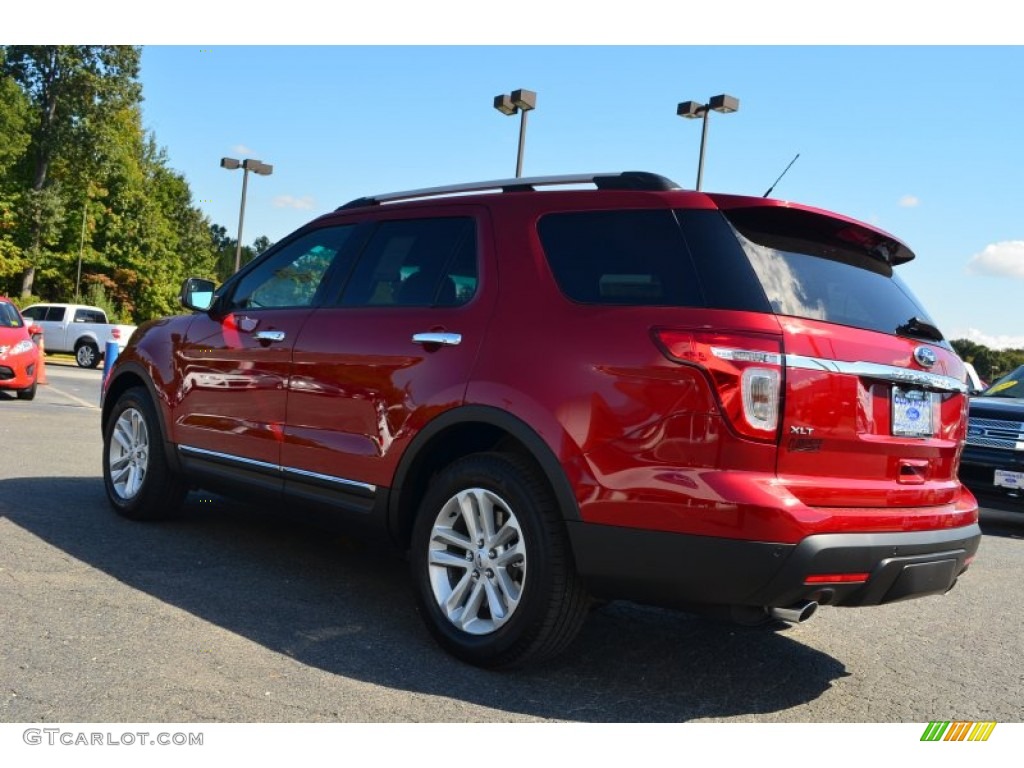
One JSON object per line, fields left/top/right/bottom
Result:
{"left": 209, "top": 224, "right": 274, "bottom": 284}
{"left": 0, "top": 57, "right": 32, "bottom": 282}
{"left": 2, "top": 45, "right": 141, "bottom": 297}
{"left": 1, "top": 45, "right": 266, "bottom": 321}
{"left": 950, "top": 338, "right": 1024, "bottom": 382}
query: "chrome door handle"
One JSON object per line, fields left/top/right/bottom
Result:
{"left": 412, "top": 332, "right": 462, "bottom": 347}
{"left": 253, "top": 330, "right": 287, "bottom": 343}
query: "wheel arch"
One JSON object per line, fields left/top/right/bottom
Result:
{"left": 388, "top": 405, "right": 582, "bottom": 549}
{"left": 73, "top": 334, "right": 100, "bottom": 350}
{"left": 103, "top": 362, "right": 181, "bottom": 473}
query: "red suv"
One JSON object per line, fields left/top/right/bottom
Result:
{"left": 101, "top": 171, "right": 980, "bottom": 668}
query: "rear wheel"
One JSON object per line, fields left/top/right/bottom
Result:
{"left": 103, "top": 386, "right": 185, "bottom": 520}
{"left": 75, "top": 340, "right": 100, "bottom": 369}
{"left": 410, "top": 452, "right": 589, "bottom": 668}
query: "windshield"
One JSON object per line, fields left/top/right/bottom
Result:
{"left": 980, "top": 365, "right": 1024, "bottom": 399}
{"left": 0, "top": 301, "right": 24, "bottom": 328}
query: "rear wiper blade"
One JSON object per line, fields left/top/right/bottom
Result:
{"left": 896, "top": 316, "right": 943, "bottom": 342}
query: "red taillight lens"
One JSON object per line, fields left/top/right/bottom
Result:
{"left": 111, "top": 328, "right": 122, "bottom": 340}
{"left": 653, "top": 329, "right": 783, "bottom": 442}
{"left": 804, "top": 573, "right": 870, "bottom": 584}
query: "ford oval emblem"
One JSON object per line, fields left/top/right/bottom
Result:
{"left": 914, "top": 346, "right": 937, "bottom": 369}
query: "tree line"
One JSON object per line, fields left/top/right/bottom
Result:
{"left": 0, "top": 46, "right": 269, "bottom": 323}
{"left": 949, "top": 339, "right": 1024, "bottom": 384}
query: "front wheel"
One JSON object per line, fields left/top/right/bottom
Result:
{"left": 16, "top": 378, "right": 37, "bottom": 401}
{"left": 102, "top": 386, "right": 185, "bottom": 520}
{"left": 410, "top": 452, "right": 589, "bottom": 668}
{"left": 75, "top": 341, "right": 100, "bottom": 368}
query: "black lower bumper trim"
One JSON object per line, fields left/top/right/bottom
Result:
{"left": 566, "top": 521, "right": 982, "bottom": 610}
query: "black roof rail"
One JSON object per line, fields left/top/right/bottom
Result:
{"left": 336, "top": 171, "right": 681, "bottom": 210}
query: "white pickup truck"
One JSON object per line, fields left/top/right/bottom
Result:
{"left": 19, "top": 303, "right": 137, "bottom": 368}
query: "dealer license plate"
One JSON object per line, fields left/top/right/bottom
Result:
{"left": 994, "top": 469, "right": 1024, "bottom": 490}
{"left": 891, "top": 387, "right": 935, "bottom": 437}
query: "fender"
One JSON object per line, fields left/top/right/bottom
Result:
{"left": 388, "top": 404, "right": 584, "bottom": 538}
{"left": 103, "top": 358, "right": 182, "bottom": 474}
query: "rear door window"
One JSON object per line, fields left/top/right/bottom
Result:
{"left": 73, "top": 309, "right": 106, "bottom": 323}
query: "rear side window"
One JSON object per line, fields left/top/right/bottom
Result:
{"left": 724, "top": 207, "right": 943, "bottom": 341}
{"left": 339, "top": 217, "right": 476, "bottom": 307}
{"left": 74, "top": 309, "right": 105, "bottom": 323}
{"left": 537, "top": 210, "right": 703, "bottom": 306}
{"left": 44, "top": 306, "right": 66, "bottom": 322}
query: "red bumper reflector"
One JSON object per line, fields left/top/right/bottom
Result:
{"left": 804, "top": 573, "right": 870, "bottom": 584}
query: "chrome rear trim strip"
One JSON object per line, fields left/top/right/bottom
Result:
{"left": 785, "top": 354, "right": 968, "bottom": 393}
{"left": 179, "top": 445, "right": 377, "bottom": 493}
{"left": 282, "top": 466, "right": 377, "bottom": 494}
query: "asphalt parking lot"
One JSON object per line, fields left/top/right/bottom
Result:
{"left": 1, "top": 361, "right": 1022, "bottom": 722}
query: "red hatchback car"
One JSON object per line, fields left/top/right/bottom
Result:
{"left": 0, "top": 297, "right": 40, "bottom": 401}
{"left": 101, "top": 172, "right": 980, "bottom": 667}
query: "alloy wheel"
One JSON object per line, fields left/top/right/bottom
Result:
{"left": 426, "top": 487, "right": 527, "bottom": 635}
{"left": 108, "top": 407, "right": 150, "bottom": 500}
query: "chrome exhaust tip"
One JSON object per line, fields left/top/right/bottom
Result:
{"left": 768, "top": 600, "right": 818, "bottom": 624}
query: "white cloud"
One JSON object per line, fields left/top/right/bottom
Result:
{"left": 898, "top": 195, "right": 919, "bottom": 208}
{"left": 231, "top": 144, "right": 254, "bottom": 156}
{"left": 272, "top": 195, "right": 316, "bottom": 210}
{"left": 950, "top": 327, "right": 1024, "bottom": 350}
{"left": 966, "top": 241, "right": 1024, "bottom": 278}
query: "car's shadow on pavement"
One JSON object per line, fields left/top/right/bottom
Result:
{"left": 977, "top": 497, "right": 1024, "bottom": 540}
{"left": 1, "top": 476, "right": 850, "bottom": 722}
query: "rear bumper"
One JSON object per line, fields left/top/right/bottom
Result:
{"left": 567, "top": 521, "right": 981, "bottom": 609}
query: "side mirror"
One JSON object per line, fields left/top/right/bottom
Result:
{"left": 180, "top": 277, "right": 217, "bottom": 313}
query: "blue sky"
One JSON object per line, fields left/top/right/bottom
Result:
{"left": 11, "top": 5, "right": 1024, "bottom": 348}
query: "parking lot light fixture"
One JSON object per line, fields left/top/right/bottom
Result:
{"left": 493, "top": 88, "right": 537, "bottom": 178}
{"left": 676, "top": 93, "right": 740, "bottom": 191}
{"left": 221, "top": 156, "right": 274, "bottom": 273}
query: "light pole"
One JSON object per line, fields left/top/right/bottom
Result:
{"left": 221, "top": 157, "right": 273, "bottom": 273}
{"left": 676, "top": 94, "right": 740, "bottom": 191}
{"left": 75, "top": 193, "right": 88, "bottom": 301}
{"left": 493, "top": 88, "right": 536, "bottom": 178}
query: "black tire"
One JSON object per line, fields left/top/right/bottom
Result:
{"left": 409, "top": 452, "right": 590, "bottom": 669}
{"left": 102, "top": 386, "right": 186, "bottom": 520}
{"left": 15, "top": 378, "right": 37, "bottom": 401}
{"left": 75, "top": 340, "right": 100, "bottom": 369}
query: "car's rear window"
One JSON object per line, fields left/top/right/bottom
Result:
{"left": 723, "top": 206, "right": 944, "bottom": 342}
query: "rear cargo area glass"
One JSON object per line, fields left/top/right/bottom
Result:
{"left": 724, "top": 207, "right": 943, "bottom": 341}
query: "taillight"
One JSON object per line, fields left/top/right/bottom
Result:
{"left": 111, "top": 328, "right": 122, "bottom": 340}
{"left": 653, "top": 329, "right": 783, "bottom": 441}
